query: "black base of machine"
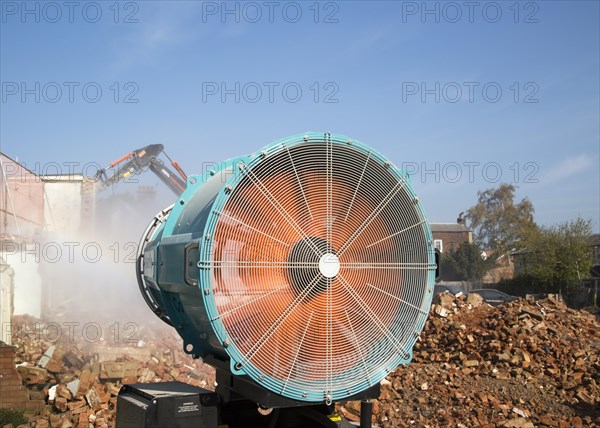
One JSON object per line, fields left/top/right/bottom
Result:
{"left": 116, "top": 382, "right": 219, "bottom": 428}
{"left": 116, "top": 380, "right": 377, "bottom": 428}
{"left": 220, "top": 400, "right": 354, "bottom": 428}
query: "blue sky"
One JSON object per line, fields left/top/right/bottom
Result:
{"left": 1, "top": 0, "right": 599, "bottom": 231}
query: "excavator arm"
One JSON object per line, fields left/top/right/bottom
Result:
{"left": 147, "top": 157, "right": 186, "bottom": 195}
{"left": 95, "top": 144, "right": 187, "bottom": 195}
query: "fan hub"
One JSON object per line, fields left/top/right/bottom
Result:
{"left": 288, "top": 236, "right": 336, "bottom": 295}
{"left": 319, "top": 253, "right": 340, "bottom": 278}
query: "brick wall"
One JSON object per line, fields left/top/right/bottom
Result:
{"left": 432, "top": 230, "right": 472, "bottom": 253}
{"left": 0, "top": 341, "right": 29, "bottom": 409}
{"left": 0, "top": 153, "right": 45, "bottom": 239}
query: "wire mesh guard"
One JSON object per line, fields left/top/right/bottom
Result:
{"left": 203, "top": 136, "right": 435, "bottom": 403}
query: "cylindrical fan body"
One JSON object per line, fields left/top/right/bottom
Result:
{"left": 140, "top": 132, "right": 436, "bottom": 403}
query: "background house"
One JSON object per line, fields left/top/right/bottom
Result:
{"left": 430, "top": 223, "right": 472, "bottom": 253}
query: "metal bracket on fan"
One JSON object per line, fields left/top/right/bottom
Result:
{"left": 206, "top": 355, "right": 380, "bottom": 410}
{"left": 136, "top": 204, "right": 174, "bottom": 326}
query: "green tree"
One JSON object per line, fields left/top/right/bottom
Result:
{"left": 466, "top": 183, "right": 536, "bottom": 255}
{"left": 441, "top": 243, "right": 496, "bottom": 281}
{"left": 520, "top": 217, "right": 594, "bottom": 284}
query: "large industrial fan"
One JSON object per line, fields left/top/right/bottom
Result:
{"left": 124, "top": 132, "right": 437, "bottom": 428}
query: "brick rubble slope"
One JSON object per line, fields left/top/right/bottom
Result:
{"left": 6, "top": 316, "right": 215, "bottom": 428}
{"left": 5, "top": 295, "right": 600, "bottom": 428}
{"left": 340, "top": 294, "right": 600, "bottom": 427}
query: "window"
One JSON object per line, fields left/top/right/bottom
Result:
{"left": 477, "top": 290, "right": 490, "bottom": 299}
{"left": 434, "top": 239, "right": 443, "bottom": 253}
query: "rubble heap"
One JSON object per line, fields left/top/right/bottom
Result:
{"left": 6, "top": 316, "right": 215, "bottom": 428}
{"left": 5, "top": 294, "right": 600, "bottom": 427}
{"left": 340, "top": 294, "right": 600, "bottom": 427}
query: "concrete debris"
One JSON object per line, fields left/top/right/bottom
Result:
{"left": 84, "top": 387, "right": 101, "bottom": 408}
{"left": 37, "top": 345, "right": 55, "bottom": 369}
{"left": 66, "top": 379, "right": 79, "bottom": 397}
{"left": 5, "top": 315, "right": 215, "bottom": 427}
{"left": 466, "top": 292, "right": 484, "bottom": 307}
{"left": 96, "top": 361, "right": 138, "bottom": 380}
{"left": 380, "top": 378, "right": 391, "bottom": 387}
{"left": 432, "top": 304, "right": 448, "bottom": 318}
{"left": 17, "top": 365, "right": 48, "bottom": 384}
{"left": 48, "top": 385, "right": 57, "bottom": 401}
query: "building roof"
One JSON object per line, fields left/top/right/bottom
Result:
{"left": 0, "top": 152, "right": 38, "bottom": 175}
{"left": 430, "top": 223, "right": 470, "bottom": 233}
{"left": 589, "top": 233, "right": 600, "bottom": 247}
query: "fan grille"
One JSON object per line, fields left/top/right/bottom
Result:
{"left": 204, "top": 136, "right": 434, "bottom": 402}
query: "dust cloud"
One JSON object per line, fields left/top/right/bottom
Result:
{"left": 36, "top": 182, "right": 178, "bottom": 344}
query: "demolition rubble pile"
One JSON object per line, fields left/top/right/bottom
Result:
{"left": 6, "top": 295, "right": 600, "bottom": 428}
{"left": 340, "top": 293, "right": 600, "bottom": 428}
{"left": 7, "top": 316, "right": 215, "bottom": 428}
